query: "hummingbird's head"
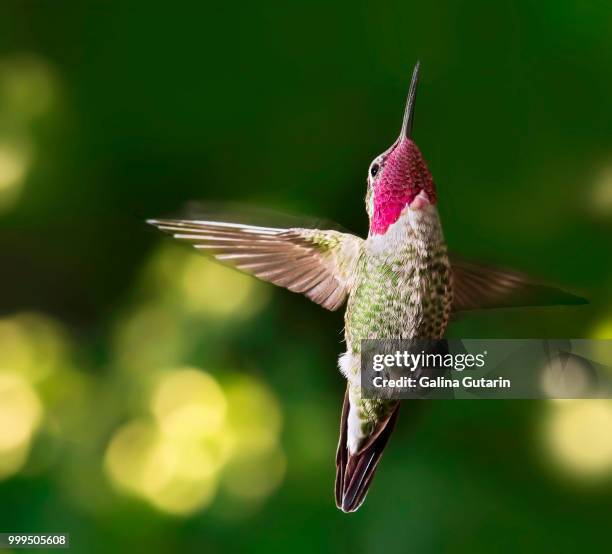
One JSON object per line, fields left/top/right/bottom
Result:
{"left": 366, "top": 62, "right": 436, "bottom": 236}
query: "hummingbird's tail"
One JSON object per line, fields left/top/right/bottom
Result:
{"left": 335, "top": 389, "right": 400, "bottom": 512}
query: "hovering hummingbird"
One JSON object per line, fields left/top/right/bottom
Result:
{"left": 148, "top": 63, "right": 585, "bottom": 512}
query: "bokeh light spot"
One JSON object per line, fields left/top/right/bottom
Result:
{"left": 0, "top": 373, "right": 42, "bottom": 451}
{"left": 590, "top": 165, "right": 612, "bottom": 216}
{"left": 104, "top": 419, "right": 177, "bottom": 498}
{"left": 0, "top": 319, "right": 32, "bottom": 374}
{"left": 545, "top": 400, "right": 612, "bottom": 477}
{"left": 104, "top": 418, "right": 220, "bottom": 515}
{"left": 0, "top": 138, "right": 31, "bottom": 212}
{"left": 0, "top": 313, "right": 68, "bottom": 384}
{"left": 104, "top": 369, "right": 286, "bottom": 515}
{"left": 0, "top": 55, "right": 57, "bottom": 119}
{"left": 0, "top": 373, "right": 43, "bottom": 480}
{"left": 146, "top": 473, "right": 217, "bottom": 516}
{"left": 179, "top": 255, "right": 270, "bottom": 318}
{"left": 151, "top": 368, "right": 227, "bottom": 439}
{"left": 224, "top": 375, "right": 283, "bottom": 456}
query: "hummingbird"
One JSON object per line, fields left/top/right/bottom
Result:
{"left": 148, "top": 62, "right": 585, "bottom": 512}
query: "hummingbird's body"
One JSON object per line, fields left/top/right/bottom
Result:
{"left": 341, "top": 201, "right": 452, "bottom": 452}
{"left": 148, "top": 63, "right": 585, "bottom": 512}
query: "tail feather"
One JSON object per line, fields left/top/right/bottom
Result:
{"left": 335, "top": 389, "right": 400, "bottom": 512}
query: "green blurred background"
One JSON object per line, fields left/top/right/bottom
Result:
{"left": 0, "top": 1, "right": 611, "bottom": 552}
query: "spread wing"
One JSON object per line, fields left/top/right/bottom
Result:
{"left": 451, "top": 256, "right": 588, "bottom": 312}
{"left": 147, "top": 219, "right": 363, "bottom": 311}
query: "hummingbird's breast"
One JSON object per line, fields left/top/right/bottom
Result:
{"left": 344, "top": 207, "right": 452, "bottom": 359}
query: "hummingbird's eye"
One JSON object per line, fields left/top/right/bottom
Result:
{"left": 370, "top": 163, "right": 380, "bottom": 177}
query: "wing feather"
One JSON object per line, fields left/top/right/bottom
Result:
{"left": 451, "top": 256, "right": 587, "bottom": 312}
{"left": 148, "top": 219, "right": 363, "bottom": 311}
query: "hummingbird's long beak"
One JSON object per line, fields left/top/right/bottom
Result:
{"left": 400, "top": 61, "right": 420, "bottom": 140}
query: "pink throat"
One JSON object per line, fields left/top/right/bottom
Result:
{"left": 369, "top": 139, "right": 436, "bottom": 235}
